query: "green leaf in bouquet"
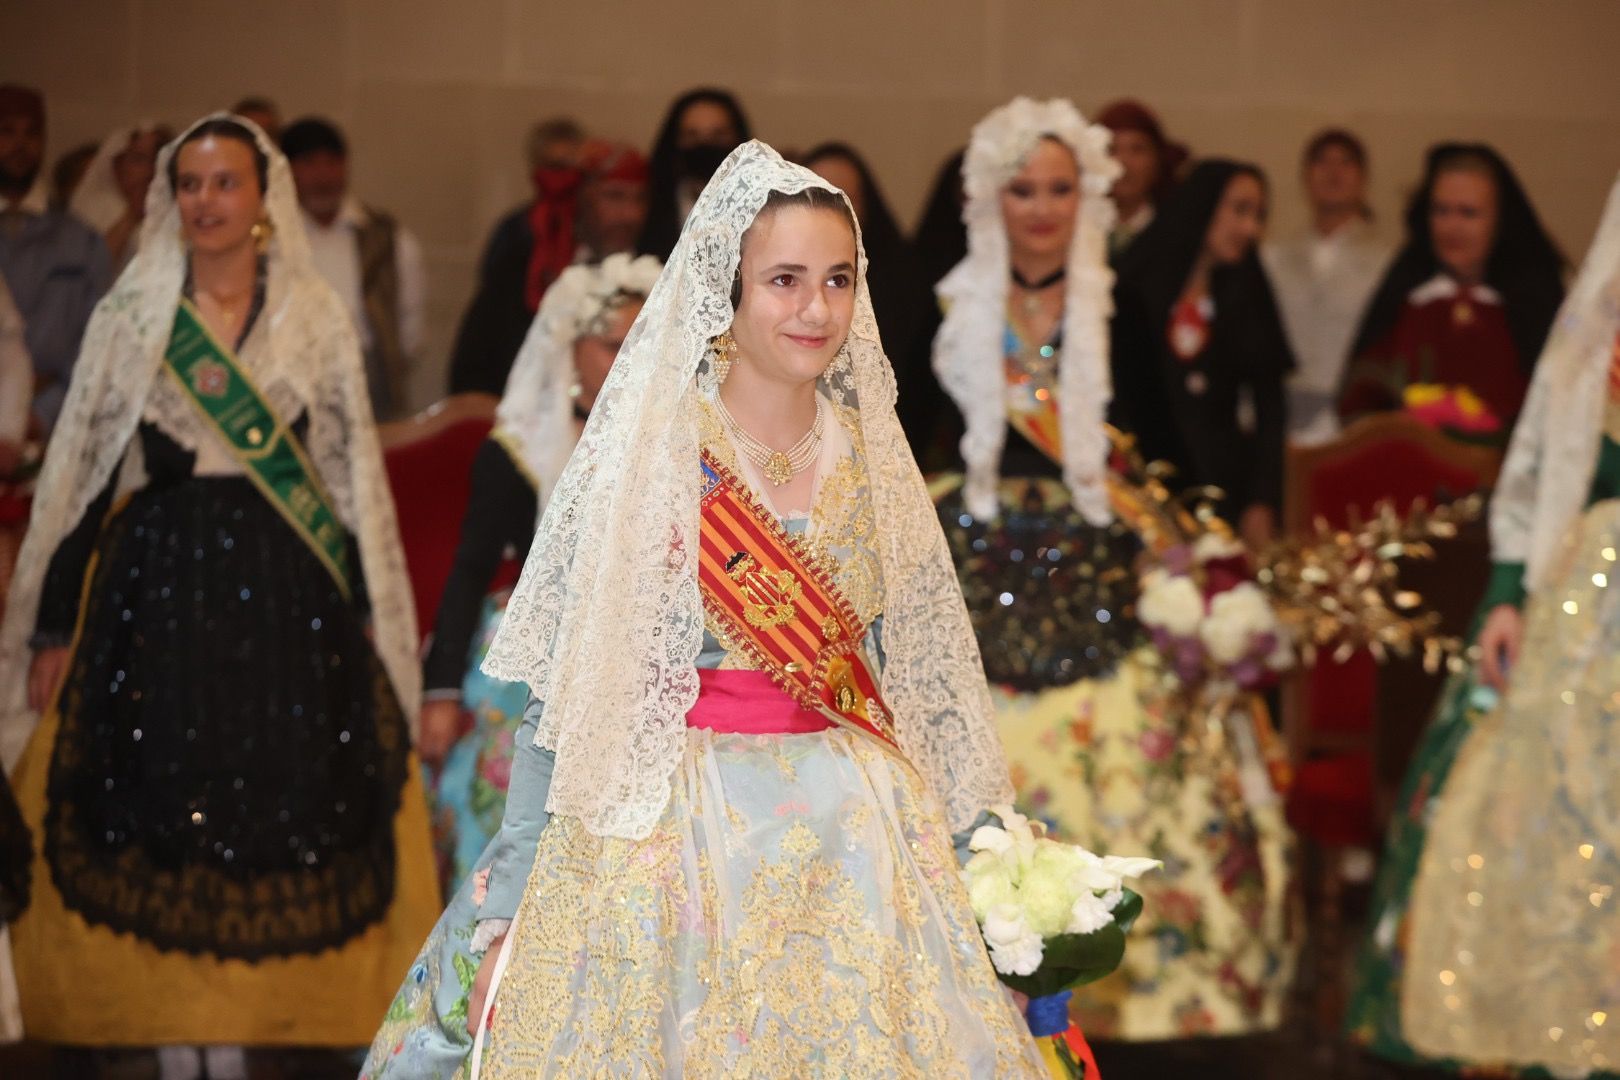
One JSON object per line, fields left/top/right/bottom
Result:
{"left": 995, "top": 890, "right": 1143, "bottom": 999}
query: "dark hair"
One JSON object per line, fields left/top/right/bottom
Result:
{"left": 801, "top": 142, "right": 905, "bottom": 254}
{"left": 1115, "top": 159, "right": 1269, "bottom": 315}
{"left": 638, "top": 88, "right": 752, "bottom": 259}
{"left": 1303, "top": 127, "right": 1367, "bottom": 171}
{"left": 167, "top": 118, "right": 269, "bottom": 194}
{"left": 1349, "top": 141, "right": 1566, "bottom": 368}
{"left": 911, "top": 148, "right": 967, "bottom": 287}
{"left": 729, "top": 187, "right": 856, "bottom": 308}
{"left": 279, "top": 117, "right": 347, "bottom": 162}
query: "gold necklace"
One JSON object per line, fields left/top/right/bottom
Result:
{"left": 715, "top": 393, "right": 824, "bottom": 486}
{"left": 201, "top": 287, "right": 251, "bottom": 322}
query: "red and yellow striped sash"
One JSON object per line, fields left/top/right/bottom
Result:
{"left": 697, "top": 449, "right": 899, "bottom": 753}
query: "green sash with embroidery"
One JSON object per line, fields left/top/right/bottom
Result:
{"left": 161, "top": 298, "right": 353, "bottom": 598}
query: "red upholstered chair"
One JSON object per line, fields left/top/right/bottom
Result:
{"left": 378, "top": 393, "right": 499, "bottom": 641}
{"left": 1282, "top": 411, "right": 1499, "bottom": 1030}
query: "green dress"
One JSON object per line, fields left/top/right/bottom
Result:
{"left": 1345, "top": 435, "right": 1620, "bottom": 1075}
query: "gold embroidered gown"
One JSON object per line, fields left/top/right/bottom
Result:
{"left": 466, "top": 400, "right": 1044, "bottom": 1078}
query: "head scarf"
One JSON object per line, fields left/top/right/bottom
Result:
{"left": 1350, "top": 142, "right": 1566, "bottom": 369}
{"left": 1491, "top": 171, "right": 1620, "bottom": 593}
{"left": 494, "top": 252, "right": 661, "bottom": 511}
{"left": 636, "top": 88, "right": 752, "bottom": 260}
{"left": 0, "top": 113, "right": 420, "bottom": 770}
{"left": 579, "top": 139, "right": 649, "bottom": 187}
{"left": 68, "top": 123, "right": 167, "bottom": 236}
{"left": 931, "top": 97, "right": 1122, "bottom": 523}
{"left": 482, "top": 140, "right": 1014, "bottom": 840}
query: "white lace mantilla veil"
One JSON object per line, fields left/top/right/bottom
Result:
{"left": 493, "top": 253, "right": 662, "bottom": 516}
{"left": 1491, "top": 169, "right": 1620, "bottom": 594}
{"left": 0, "top": 113, "right": 420, "bottom": 772}
{"left": 481, "top": 140, "right": 1015, "bottom": 841}
{"left": 68, "top": 123, "right": 161, "bottom": 237}
{"left": 933, "top": 97, "right": 1122, "bottom": 524}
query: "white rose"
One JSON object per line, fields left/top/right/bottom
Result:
{"left": 1066, "top": 890, "right": 1115, "bottom": 935}
{"left": 1139, "top": 574, "right": 1205, "bottom": 638}
{"left": 1201, "top": 584, "right": 1276, "bottom": 664}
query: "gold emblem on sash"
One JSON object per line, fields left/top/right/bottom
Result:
{"left": 727, "top": 552, "right": 801, "bottom": 629}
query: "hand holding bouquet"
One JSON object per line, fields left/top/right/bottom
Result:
{"left": 964, "top": 805, "right": 1160, "bottom": 1077}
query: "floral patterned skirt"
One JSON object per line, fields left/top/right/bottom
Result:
{"left": 997, "top": 650, "right": 1296, "bottom": 1040}
{"left": 429, "top": 593, "right": 528, "bottom": 892}
{"left": 472, "top": 728, "right": 1045, "bottom": 1079}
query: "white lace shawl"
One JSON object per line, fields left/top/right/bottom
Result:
{"left": 481, "top": 141, "right": 1015, "bottom": 840}
{"left": 1491, "top": 171, "right": 1620, "bottom": 595}
{"left": 933, "top": 97, "right": 1122, "bottom": 524}
{"left": 0, "top": 114, "right": 420, "bottom": 771}
{"left": 493, "top": 253, "right": 661, "bottom": 514}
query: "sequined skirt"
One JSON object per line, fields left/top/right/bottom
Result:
{"left": 474, "top": 729, "right": 1045, "bottom": 1079}
{"left": 1400, "top": 500, "right": 1620, "bottom": 1075}
{"left": 937, "top": 477, "right": 1141, "bottom": 690}
{"left": 44, "top": 476, "right": 410, "bottom": 959}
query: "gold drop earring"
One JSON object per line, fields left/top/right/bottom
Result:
{"left": 250, "top": 216, "right": 273, "bottom": 255}
{"left": 711, "top": 330, "right": 739, "bottom": 382}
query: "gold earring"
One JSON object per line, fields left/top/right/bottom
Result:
{"left": 711, "top": 331, "right": 739, "bottom": 382}
{"left": 250, "top": 217, "right": 272, "bottom": 255}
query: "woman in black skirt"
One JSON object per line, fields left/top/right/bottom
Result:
{"left": 0, "top": 114, "right": 436, "bottom": 1072}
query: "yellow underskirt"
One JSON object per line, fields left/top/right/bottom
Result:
{"left": 8, "top": 700, "right": 439, "bottom": 1046}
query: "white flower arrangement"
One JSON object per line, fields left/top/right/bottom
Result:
{"left": 1137, "top": 538, "right": 1295, "bottom": 691}
{"left": 962, "top": 805, "right": 1159, "bottom": 979}
{"left": 961, "top": 97, "right": 1123, "bottom": 207}
{"left": 544, "top": 252, "right": 663, "bottom": 342}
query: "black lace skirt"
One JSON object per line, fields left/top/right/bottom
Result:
{"left": 939, "top": 480, "right": 1143, "bottom": 691}
{"left": 44, "top": 476, "right": 409, "bottom": 960}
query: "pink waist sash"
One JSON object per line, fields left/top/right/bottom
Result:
{"left": 686, "top": 668, "right": 834, "bottom": 736}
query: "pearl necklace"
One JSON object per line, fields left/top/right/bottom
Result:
{"left": 716, "top": 393, "right": 825, "bottom": 486}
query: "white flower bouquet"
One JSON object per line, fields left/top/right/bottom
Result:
{"left": 963, "top": 805, "right": 1159, "bottom": 1076}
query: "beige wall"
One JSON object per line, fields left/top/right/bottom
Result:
{"left": 6, "top": 0, "right": 1620, "bottom": 407}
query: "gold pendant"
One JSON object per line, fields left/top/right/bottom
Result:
{"left": 764, "top": 451, "right": 793, "bottom": 486}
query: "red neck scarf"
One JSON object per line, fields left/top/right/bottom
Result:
{"left": 524, "top": 166, "right": 583, "bottom": 313}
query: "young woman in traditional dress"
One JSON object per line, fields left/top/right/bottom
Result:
{"left": 0, "top": 115, "right": 436, "bottom": 1078}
